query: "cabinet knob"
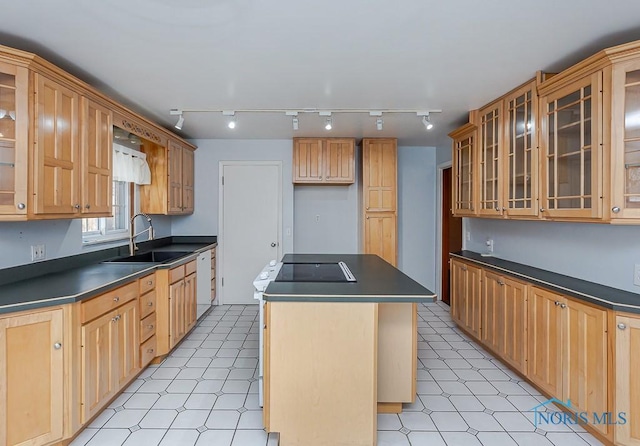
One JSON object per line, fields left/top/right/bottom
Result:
{"left": 74, "top": 204, "right": 81, "bottom": 210}
{"left": 113, "top": 296, "right": 120, "bottom": 302}
{"left": 461, "top": 265, "right": 467, "bottom": 271}
{"left": 53, "top": 342, "right": 62, "bottom": 350}
{"left": 618, "top": 323, "right": 627, "bottom": 330}
{"left": 497, "top": 280, "right": 505, "bottom": 286}
{"left": 560, "top": 303, "right": 567, "bottom": 309}
{"left": 271, "top": 242, "right": 277, "bottom": 247}
{"left": 147, "top": 280, "right": 153, "bottom": 285}
{"left": 85, "top": 204, "right": 91, "bottom": 209}
{"left": 148, "top": 302, "right": 153, "bottom": 306}
{"left": 147, "top": 348, "right": 154, "bottom": 354}
{"left": 17, "top": 203, "right": 25, "bottom": 210}
{"left": 148, "top": 324, "right": 154, "bottom": 329}
{"left": 540, "top": 208, "right": 546, "bottom": 213}
{"left": 366, "top": 216, "right": 370, "bottom": 219}
{"left": 554, "top": 301, "right": 560, "bottom": 306}
{"left": 612, "top": 206, "right": 621, "bottom": 214}
{"left": 319, "top": 176, "right": 323, "bottom": 180}
{"left": 495, "top": 206, "right": 501, "bottom": 212}
{"left": 366, "top": 206, "right": 370, "bottom": 210}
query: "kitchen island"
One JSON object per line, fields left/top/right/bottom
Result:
{"left": 262, "top": 254, "right": 435, "bottom": 446}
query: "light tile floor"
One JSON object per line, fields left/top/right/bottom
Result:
{"left": 71, "top": 302, "right": 604, "bottom": 446}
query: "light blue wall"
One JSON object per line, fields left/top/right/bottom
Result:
{"left": 398, "top": 147, "right": 437, "bottom": 290}
{"left": 0, "top": 215, "right": 172, "bottom": 269}
{"left": 465, "top": 218, "right": 640, "bottom": 294}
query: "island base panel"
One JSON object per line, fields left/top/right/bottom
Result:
{"left": 265, "top": 301, "right": 378, "bottom": 446}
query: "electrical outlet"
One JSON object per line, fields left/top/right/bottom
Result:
{"left": 634, "top": 264, "right": 640, "bottom": 286}
{"left": 31, "top": 244, "right": 45, "bottom": 261}
{"left": 466, "top": 231, "right": 471, "bottom": 241}
{"left": 486, "top": 238, "right": 494, "bottom": 253}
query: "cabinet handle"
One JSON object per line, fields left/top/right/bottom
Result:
{"left": 112, "top": 315, "right": 121, "bottom": 323}
{"left": 559, "top": 303, "right": 567, "bottom": 309}
{"left": 74, "top": 204, "right": 81, "bottom": 210}
{"left": 148, "top": 324, "right": 154, "bottom": 329}
{"left": 17, "top": 203, "right": 25, "bottom": 210}
{"left": 497, "top": 280, "right": 505, "bottom": 286}
{"left": 148, "top": 302, "right": 153, "bottom": 306}
{"left": 366, "top": 206, "right": 369, "bottom": 210}
{"left": 554, "top": 301, "right": 560, "bottom": 306}
{"left": 113, "top": 296, "right": 120, "bottom": 302}
{"left": 461, "top": 265, "right": 467, "bottom": 271}
{"left": 53, "top": 342, "right": 62, "bottom": 350}
{"left": 495, "top": 206, "right": 501, "bottom": 212}
{"left": 147, "top": 348, "right": 154, "bottom": 354}
{"left": 618, "top": 323, "right": 627, "bottom": 330}
{"left": 612, "top": 206, "right": 621, "bottom": 213}
{"left": 147, "top": 280, "right": 153, "bottom": 285}
{"left": 85, "top": 204, "right": 91, "bottom": 209}
{"left": 319, "top": 176, "right": 323, "bottom": 180}
{"left": 366, "top": 216, "right": 370, "bottom": 219}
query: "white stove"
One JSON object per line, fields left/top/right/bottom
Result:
{"left": 253, "top": 260, "right": 282, "bottom": 407}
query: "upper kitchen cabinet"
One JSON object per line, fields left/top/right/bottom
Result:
{"left": 139, "top": 134, "right": 196, "bottom": 216}
{"left": 450, "top": 123, "right": 477, "bottom": 217}
{"left": 539, "top": 72, "right": 604, "bottom": 220}
{"left": 81, "top": 97, "right": 112, "bottom": 216}
{"left": 478, "top": 101, "right": 504, "bottom": 217}
{"left": 0, "top": 61, "right": 28, "bottom": 219}
{"left": 292, "top": 138, "right": 355, "bottom": 184}
{"left": 363, "top": 138, "right": 396, "bottom": 212}
{"left": 504, "top": 79, "right": 539, "bottom": 217}
{"left": 611, "top": 58, "right": 640, "bottom": 221}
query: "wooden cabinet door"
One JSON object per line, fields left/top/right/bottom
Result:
{"left": 563, "top": 298, "right": 608, "bottom": 436}
{"left": 169, "top": 280, "right": 186, "bottom": 349}
{"left": 81, "top": 310, "right": 117, "bottom": 423}
{"left": 364, "top": 212, "right": 397, "bottom": 266}
{"left": 540, "top": 73, "right": 603, "bottom": 220}
{"left": 528, "top": 287, "right": 563, "bottom": 396}
{"left": 168, "top": 141, "right": 183, "bottom": 214}
{"left": 116, "top": 301, "right": 139, "bottom": 388}
{"left": 478, "top": 101, "right": 504, "bottom": 216}
{"left": 33, "top": 74, "right": 80, "bottom": 216}
{"left": 324, "top": 139, "right": 355, "bottom": 184}
{"left": 363, "top": 139, "right": 397, "bottom": 212}
{"left": 615, "top": 314, "right": 640, "bottom": 445}
{"left": 0, "top": 308, "right": 64, "bottom": 446}
{"left": 293, "top": 138, "right": 323, "bottom": 183}
{"left": 500, "top": 277, "right": 527, "bottom": 373}
{"left": 481, "top": 271, "right": 504, "bottom": 354}
{"left": 181, "top": 148, "right": 195, "bottom": 214}
{"left": 450, "top": 124, "right": 477, "bottom": 216}
{"left": 450, "top": 260, "right": 481, "bottom": 339}
{"left": 81, "top": 98, "right": 112, "bottom": 215}
{"left": 0, "top": 62, "right": 28, "bottom": 217}
{"left": 611, "top": 59, "right": 640, "bottom": 221}
{"left": 184, "top": 273, "right": 197, "bottom": 332}
{"left": 504, "top": 80, "right": 539, "bottom": 217}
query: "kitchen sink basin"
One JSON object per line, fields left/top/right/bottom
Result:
{"left": 106, "top": 251, "right": 192, "bottom": 264}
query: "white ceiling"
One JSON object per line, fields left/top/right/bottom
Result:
{"left": 3, "top": 0, "right": 640, "bottom": 147}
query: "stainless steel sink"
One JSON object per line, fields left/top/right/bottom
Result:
{"left": 105, "top": 251, "right": 192, "bottom": 264}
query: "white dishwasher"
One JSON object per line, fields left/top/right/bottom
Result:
{"left": 196, "top": 251, "right": 212, "bottom": 319}
{"left": 253, "top": 260, "right": 282, "bottom": 407}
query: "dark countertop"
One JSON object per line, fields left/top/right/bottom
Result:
{"left": 263, "top": 254, "right": 436, "bottom": 303}
{"left": 452, "top": 251, "right": 640, "bottom": 313}
{"left": 0, "top": 236, "right": 217, "bottom": 315}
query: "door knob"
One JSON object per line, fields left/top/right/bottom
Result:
{"left": 271, "top": 242, "right": 276, "bottom": 247}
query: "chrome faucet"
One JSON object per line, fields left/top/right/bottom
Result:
{"left": 129, "top": 213, "right": 155, "bottom": 256}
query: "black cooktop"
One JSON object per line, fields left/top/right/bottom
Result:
{"left": 275, "top": 262, "right": 355, "bottom": 282}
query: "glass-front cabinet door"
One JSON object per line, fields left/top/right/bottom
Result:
{"left": 478, "top": 102, "right": 503, "bottom": 216}
{"left": 0, "top": 61, "right": 28, "bottom": 217}
{"left": 504, "top": 81, "right": 538, "bottom": 217}
{"left": 450, "top": 123, "right": 477, "bottom": 216}
{"left": 540, "top": 73, "right": 603, "bottom": 219}
{"left": 611, "top": 60, "right": 640, "bottom": 220}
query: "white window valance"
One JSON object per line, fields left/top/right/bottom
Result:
{"left": 113, "top": 144, "right": 151, "bottom": 185}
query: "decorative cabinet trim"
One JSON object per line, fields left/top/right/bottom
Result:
{"left": 113, "top": 112, "right": 167, "bottom": 146}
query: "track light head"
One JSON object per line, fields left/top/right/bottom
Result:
{"left": 422, "top": 114, "right": 434, "bottom": 130}
{"left": 292, "top": 117, "right": 299, "bottom": 131}
{"left": 324, "top": 117, "right": 332, "bottom": 130}
{"left": 376, "top": 117, "right": 383, "bottom": 131}
{"left": 223, "top": 111, "right": 237, "bottom": 129}
{"left": 174, "top": 114, "right": 184, "bottom": 130}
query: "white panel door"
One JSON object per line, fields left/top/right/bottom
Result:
{"left": 221, "top": 163, "right": 281, "bottom": 304}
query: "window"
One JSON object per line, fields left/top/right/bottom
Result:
{"left": 82, "top": 181, "right": 131, "bottom": 244}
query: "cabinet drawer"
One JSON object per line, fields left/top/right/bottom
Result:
{"left": 139, "top": 273, "right": 156, "bottom": 295}
{"left": 139, "top": 289, "right": 157, "bottom": 319}
{"left": 140, "top": 336, "right": 157, "bottom": 367}
{"left": 169, "top": 265, "right": 185, "bottom": 283}
{"left": 81, "top": 282, "right": 137, "bottom": 324}
{"left": 140, "top": 313, "right": 156, "bottom": 343}
{"left": 185, "top": 260, "right": 197, "bottom": 276}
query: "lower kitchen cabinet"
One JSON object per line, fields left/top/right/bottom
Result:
{"left": 482, "top": 271, "right": 527, "bottom": 374}
{"left": 81, "top": 300, "right": 139, "bottom": 423}
{"left": 0, "top": 308, "right": 64, "bottom": 446}
{"left": 450, "top": 259, "right": 481, "bottom": 339}
{"left": 615, "top": 314, "right": 640, "bottom": 445}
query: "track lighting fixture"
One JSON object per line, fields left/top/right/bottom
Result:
{"left": 286, "top": 111, "right": 299, "bottom": 131}
{"left": 376, "top": 118, "right": 383, "bottom": 131}
{"left": 170, "top": 109, "right": 184, "bottom": 130}
{"left": 292, "top": 117, "right": 299, "bottom": 130}
{"left": 223, "top": 111, "right": 237, "bottom": 129}
{"left": 319, "top": 111, "right": 332, "bottom": 130}
{"left": 422, "top": 114, "right": 434, "bottom": 130}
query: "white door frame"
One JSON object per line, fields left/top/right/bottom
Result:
{"left": 435, "top": 160, "right": 452, "bottom": 301}
{"left": 217, "top": 160, "right": 283, "bottom": 305}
